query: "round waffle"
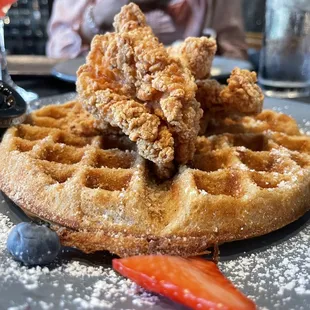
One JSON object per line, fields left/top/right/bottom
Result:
{"left": 0, "top": 101, "right": 309, "bottom": 257}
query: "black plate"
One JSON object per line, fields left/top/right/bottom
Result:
{"left": 0, "top": 94, "right": 309, "bottom": 310}
{"left": 51, "top": 56, "right": 253, "bottom": 83}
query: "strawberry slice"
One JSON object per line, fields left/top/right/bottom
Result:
{"left": 113, "top": 255, "right": 256, "bottom": 310}
{"left": 187, "top": 257, "right": 233, "bottom": 286}
{"left": 0, "top": 0, "right": 16, "bottom": 17}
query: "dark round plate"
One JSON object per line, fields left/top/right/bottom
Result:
{"left": 51, "top": 58, "right": 86, "bottom": 83}
{"left": 51, "top": 56, "right": 253, "bottom": 83}
{"left": 0, "top": 94, "right": 309, "bottom": 310}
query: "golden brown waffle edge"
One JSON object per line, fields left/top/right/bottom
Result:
{"left": 0, "top": 101, "right": 310, "bottom": 257}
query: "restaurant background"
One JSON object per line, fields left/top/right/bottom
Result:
{"left": 4, "top": 0, "right": 265, "bottom": 56}
{"left": 3, "top": 0, "right": 309, "bottom": 103}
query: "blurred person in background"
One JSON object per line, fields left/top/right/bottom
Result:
{"left": 46, "top": 0, "right": 247, "bottom": 60}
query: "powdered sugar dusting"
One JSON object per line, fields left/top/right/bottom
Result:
{"left": 0, "top": 211, "right": 160, "bottom": 309}
{"left": 267, "top": 100, "right": 310, "bottom": 136}
{"left": 300, "top": 118, "right": 310, "bottom": 136}
{"left": 2, "top": 96, "right": 310, "bottom": 309}
{"left": 1, "top": 203, "right": 310, "bottom": 309}
{"left": 219, "top": 223, "right": 310, "bottom": 310}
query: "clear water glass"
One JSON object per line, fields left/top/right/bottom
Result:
{"left": 258, "top": 0, "right": 310, "bottom": 98}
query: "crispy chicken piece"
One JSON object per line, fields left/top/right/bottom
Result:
{"left": 220, "top": 68, "right": 264, "bottom": 115}
{"left": 196, "top": 79, "right": 224, "bottom": 114}
{"left": 195, "top": 79, "right": 224, "bottom": 134}
{"left": 77, "top": 48, "right": 174, "bottom": 166}
{"left": 196, "top": 68, "right": 264, "bottom": 117}
{"left": 113, "top": 4, "right": 202, "bottom": 163}
{"left": 77, "top": 3, "right": 202, "bottom": 177}
{"left": 167, "top": 37, "right": 217, "bottom": 79}
{"left": 196, "top": 68, "right": 264, "bottom": 134}
{"left": 167, "top": 40, "right": 263, "bottom": 134}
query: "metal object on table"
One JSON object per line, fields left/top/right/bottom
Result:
{"left": 0, "top": 18, "right": 38, "bottom": 103}
{"left": 0, "top": 80, "right": 27, "bottom": 128}
{"left": 258, "top": 0, "right": 310, "bottom": 98}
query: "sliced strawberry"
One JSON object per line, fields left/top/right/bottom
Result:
{"left": 0, "top": 0, "right": 16, "bottom": 17}
{"left": 187, "top": 257, "right": 233, "bottom": 286}
{"left": 113, "top": 255, "right": 256, "bottom": 310}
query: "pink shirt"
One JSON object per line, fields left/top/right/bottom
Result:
{"left": 47, "top": 0, "right": 247, "bottom": 60}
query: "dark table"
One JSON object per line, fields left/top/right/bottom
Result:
{"left": 13, "top": 75, "right": 76, "bottom": 98}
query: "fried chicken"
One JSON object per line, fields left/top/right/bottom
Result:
{"left": 167, "top": 40, "right": 262, "bottom": 134}
{"left": 196, "top": 68, "right": 264, "bottom": 134}
{"left": 196, "top": 79, "right": 224, "bottom": 113}
{"left": 197, "top": 68, "right": 264, "bottom": 118}
{"left": 77, "top": 3, "right": 202, "bottom": 177}
{"left": 220, "top": 68, "right": 264, "bottom": 115}
{"left": 167, "top": 37, "right": 217, "bottom": 79}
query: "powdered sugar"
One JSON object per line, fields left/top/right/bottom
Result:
{"left": 219, "top": 223, "right": 310, "bottom": 310}
{"left": 199, "top": 189, "right": 208, "bottom": 195}
{"left": 0, "top": 211, "right": 160, "bottom": 310}
{"left": 1, "top": 96, "right": 310, "bottom": 309}
{"left": 1, "top": 200, "right": 310, "bottom": 309}
{"left": 300, "top": 118, "right": 310, "bottom": 136}
{"left": 267, "top": 101, "right": 310, "bottom": 137}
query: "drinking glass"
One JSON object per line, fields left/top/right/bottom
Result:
{"left": 0, "top": 8, "right": 38, "bottom": 103}
{"left": 258, "top": 0, "right": 310, "bottom": 98}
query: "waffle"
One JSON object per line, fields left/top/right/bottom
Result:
{"left": 0, "top": 101, "right": 310, "bottom": 257}
{"left": 205, "top": 110, "right": 301, "bottom": 136}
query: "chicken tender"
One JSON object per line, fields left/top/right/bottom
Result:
{"left": 77, "top": 3, "right": 202, "bottom": 178}
{"left": 167, "top": 37, "right": 217, "bottom": 79}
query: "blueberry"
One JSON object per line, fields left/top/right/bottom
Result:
{"left": 6, "top": 222, "right": 61, "bottom": 266}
